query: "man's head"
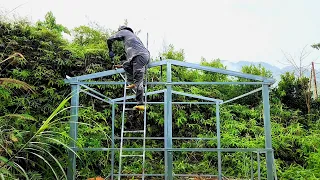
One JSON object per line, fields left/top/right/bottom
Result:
{"left": 118, "top": 25, "right": 134, "bottom": 33}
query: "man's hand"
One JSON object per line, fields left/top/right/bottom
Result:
{"left": 109, "top": 51, "right": 115, "bottom": 59}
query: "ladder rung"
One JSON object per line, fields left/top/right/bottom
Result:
{"left": 123, "top": 130, "right": 144, "bottom": 133}
{"left": 125, "top": 108, "right": 136, "bottom": 111}
{"left": 121, "top": 155, "right": 143, "bottom": 157}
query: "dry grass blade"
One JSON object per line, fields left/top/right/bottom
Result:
{"left": 0, "top": 53, "right": 34, "bottom": 93}
{"left": 0, "top": 143, "right": 11, "bottom": 157}
{"left": 0, "top": 52, "right": 26, "bottom": 65}
{"left": 2, "top": 114, "right": 37, "bottom": 121}
{"left": 0, "top": 78, "right": 35, "bottom": 93}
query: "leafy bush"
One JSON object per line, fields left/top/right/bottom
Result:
{"left": 0, "top": 12, "right": 319, "bottom": 179}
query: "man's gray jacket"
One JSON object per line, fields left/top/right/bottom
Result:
{"left": 107, "top": 29, "right": 150, "bottom": 62}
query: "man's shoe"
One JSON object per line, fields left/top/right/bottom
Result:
{"left": 133, "top": 105, "right": 145, "bottom": 111}
{"left": 126, "top": 84, "right": 136, "bottom": 89}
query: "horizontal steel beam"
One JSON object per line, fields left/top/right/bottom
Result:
{"left": 172, "top": 102, "right": 217, "bottom": 104}
{"left": 80, "top": 84, "right": 112, "bottom": 101}
{"left": 148, "top": 60, "right": 168, "bottom": 68}
{"left": 114, "top": 102, "right": 164, "bottom": 104}
{"left": 113, "top": 102, "right": 218, "bottom": 104}
{"left": 75, "top": 81, "right": 127, "bottom": 85}
{"left": 149, "top": 81, "right": 268, "bottom": 85}
{"left": 74, "top": 147, "right": 273, "bottom": 152}
{"left": 221, "top": 87, "right": 262, "bottom": 104}
{"left": 175, "top": 174, "right": 218, "bottom": 177}
{"left": 113, "top": 137, "right": 217, "bottom": 140}
{"left": 253, "top": 151, "right": 268, "bottom": 154}
{"left": 113, "top": 174, "right": 165, "bottom": 177}
{"left": 64, "top": 61, "right": 167, "bottom": 82}
{"left": 72, "top": 81, "right": 269, "bottom": 85}
{"left": 65, "top": 69, "right": 125, "bottom": 82}
{"left": 110, "top": 174, "right": 218, "bottom": 177}
{"left": 172, "top": 90, "right": 223, "bottom": 103}
{"left": 112, "top": 89, "right": 165, "bottom": 102}
{"left": 169, "top": 59, "right": 275, "bottom": 83}
{"left": 64, "top": 59, "right": 275, "bottom": 84}
{"left": 80, "top": 89, "right": 111, "bottom": 104}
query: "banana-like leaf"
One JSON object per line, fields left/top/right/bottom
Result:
{"left": 0, "top": 78, "right": 35, "bottom": 93}
{"left": 36, "top": 96, "right": 72, "bottom": 134}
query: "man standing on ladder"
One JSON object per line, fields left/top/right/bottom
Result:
{"left": 107, "top": 25, "right": 150, "bottom": 111}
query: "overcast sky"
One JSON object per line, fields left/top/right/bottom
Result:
{"left": 1, "top": 0, "right": 320, "bottom": 68}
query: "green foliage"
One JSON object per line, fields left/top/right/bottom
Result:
{"left": 276, "top": 72, "right": 311, "bottom": 114}
{"left": 36, "top": 12, "right": 70, "bottom": 35}
{"left": 233, "top": 64, "right": 273, "bottom": 107}
{"left": 161, "top": 44, "right": 185, "bottom": 61}
{"left": 0, "top": 96, "right": 78, "bottom": 179}
{"left": 241, "top": 64, "right": 273, "bottom": 78}
{"left": 311, "top": 43, "right": 320, "bottom": 50}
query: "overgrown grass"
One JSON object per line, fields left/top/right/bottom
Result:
{"left": 0, "top": 96, "right": 79, "bottom": 179}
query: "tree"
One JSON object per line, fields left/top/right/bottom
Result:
{"left": 233, "top": 64, "right": 273, "bottom": 107}
{"left": 276, "top": 72, "right": 310, "bottom": 114}
{"left": 161, "top": 44, "right": 185, "bottom": 61}
{"left": 281, "top": 46, "right": 312, "bottom": 113}
{"left": 311, "top": 43, "right": 320, "bottom": 50}
{"left": 36, "top": 11, "right": 69, "bottom": 34}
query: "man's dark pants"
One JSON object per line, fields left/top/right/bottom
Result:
{"left": 123, "top": 55, "right": 149, "bottom": 105}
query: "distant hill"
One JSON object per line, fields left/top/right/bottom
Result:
{"left": 221, "top": 60, "right": 320, "bottom": 84}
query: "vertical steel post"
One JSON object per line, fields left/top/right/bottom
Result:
{"left": 262, "top": 84, "right": 273, "bottom": 180}
{"left": 67, "top": 84, "right": 79, "bottom": 180}
{"left": 251, "top": 152, "right": 253, "bottom": 180}
{"left": 257, "top": 151, "right": 261, "bottom": 180}
{"left": 142, "top": 68, "right": 148, "bottom": 180}
{"left": 244, "top": 153, "right": 247, "bottom": 178}
{"left": 166, "top": 61, "right": 173, "bottom": 180}
{"left": 273, "top": 151, "right": 278, "bottom": 180}
{"left": 216, "top": 103, "right": 222, "bottom": 180}
{"left": 118, "top": 75, "right": 128, "bottom": 180}
{"left": 111, "top": 102, "right": 115, "bottom": 179}
{"left": 164, "top": 90, "right": 168, "bottom": 179}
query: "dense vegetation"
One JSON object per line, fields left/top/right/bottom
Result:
{"left": 1, "top": 12, "right": 320, "bottom": 179}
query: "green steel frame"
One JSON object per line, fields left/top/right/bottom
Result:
{"left": 64, "top": 59, "right": 276, "bottom": 180}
